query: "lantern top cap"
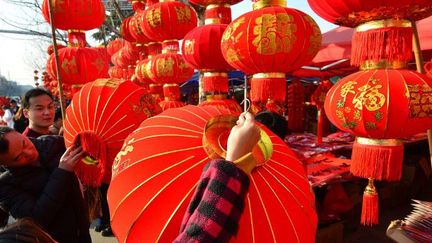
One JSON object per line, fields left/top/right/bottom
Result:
{"left": 252, "top": 0, "right": 286, "bottom": 10}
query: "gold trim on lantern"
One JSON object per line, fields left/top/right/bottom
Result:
{"left": 71, "top": 84, "right": 84, "bottom": 89}
{"left": 360, "top": 60, "right": 408, "bottom": 70}
{"left": 206, "top": 94, "right": 227, "bottom": 100}
{"left": 203, "top": 72, "right": 228, "bottom": 78}
{"left": 163, "top": 83, "right": 179, "bottom": 88}
{"left": 252, "top": 0, "right": 286, "bottom": 10}
{"left": 205, "top": 18, "right": 221, "bottom": 25}
{"left": 356, "top": 19, "right": 411, "bottom": 32}
{"left": 356, "top": 137, "right": 403, "bottom": 146}
{"left": 159, "top": 0, "right": 175, "bottom": 2}
{"left": 68, "top": 29, "right": 85, "bottom": 33}
{"left": 252, "top": 73, "right": 286, "bottom": 79}
{"left": 206, "top": 4, "right": 230, "bottom": 10}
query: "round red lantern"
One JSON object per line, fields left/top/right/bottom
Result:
{"left": 129, "top": 12, "right": 152, "bottom": 44}
{"left": 141, "top": 1, "right": 197, "bottom": 42}
{"left": 121, "top": 16, "right": 137, "bottom": 42}
{"left": 307, "top": 0, "right": 432, "bottom": 27}
{"left": 109, "top": 66, "right": 124, "bottom": 79}
{"left": 63, "top": 78, "right": 162, "bottom": 186}
{"left": 107, "top": 38, "right": 125, "bottom": 56}
{"left": 42, "top": 0, "right": 105, "bottom": 31}
{"left": 182, "top": 24, "right": 233, "bottom": 71}
{"left": 188, "top": 0, "right": 242, "bottom": 6}
{"left": 108, "top": 105, "right": 316, "bottom": 243}
{"left": 221, "top": 7, "right": 321, "bottom": 74}
{"left": 46, "top": 47, "right": 110, "bottom": 85}
{"left": 147, "top": 52, "right": 194, "bottom": 84}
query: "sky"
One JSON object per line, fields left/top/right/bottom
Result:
{"left": 0, "top": 0, "right": 337, "bottom": 87}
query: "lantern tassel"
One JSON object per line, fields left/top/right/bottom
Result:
{"left": 352, "top": 25, "right": 412, "bottom": 67}
{"left": 73, "top": 131, "right": 107, "bottom": 187}
{"left": 361, "top": 178, "right": 379, "bottom": 226}
{"left": 351, "top": 137, "right": 404, "bottom": 181}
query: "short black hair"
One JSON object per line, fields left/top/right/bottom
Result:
{"left": 54, "top": 108, "right": 62, "bottom": 122}
{"left": 255, "top": 111, "right": 288, "bottom": 139}
{"left": 22, "top": 88, "right": 53, "bottom": 109}
{"left": 0, "top": 126, "right": 14, "bottom": 154}
{"left": 9, "top": 100, "right": 17, "bottom": 104}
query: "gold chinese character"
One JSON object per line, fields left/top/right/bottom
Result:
{"left": 183, "top": 40, "right": 195, "bottom": 55}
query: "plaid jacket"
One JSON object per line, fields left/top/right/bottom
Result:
{"left": 174, "top": 160, "right": 250, "bottom": 242}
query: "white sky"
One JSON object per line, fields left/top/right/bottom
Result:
{"left": 0, "top": 0, "right": 337, "bottom": 87}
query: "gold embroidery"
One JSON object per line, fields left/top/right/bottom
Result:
{"left": 340, "top": 81, "right": 357, "bottom": 100}
{"left": 156, "top": 57, "right": 174, "bottom": 77}
{"left": 183, "top": 39, "right": 195, "bottom": 55}
{"left": 61, "top": 57, "right": 78, "bottom": 74}
{"left": 93, "top": 78, "right": 119, "bottom": 87}
{"left": 146, "top": 7, "right": 161, "bottom": 28}
{"left": 408, "top": 84, "right": 432, "bottom": 118}
{"left": 352, "top": 83, "right": 385, "bottom": 111}
{"left": 252, "top": 13, "right": 296, "bottom": 55}
{"left": 175, "top": 6, "right": 191, "bottom": 23}
{"left": 303, "top": 15, "right": 321, "bottom": 56}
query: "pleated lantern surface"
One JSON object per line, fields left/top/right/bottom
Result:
{"left": 108, "top": 105, "right": 317, "bottom": 243}
{"left": 63, "top": 78, "right": 162, "bottom": 186}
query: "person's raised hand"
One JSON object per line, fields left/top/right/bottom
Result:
{"left": 226, "top": 112, "right": 260, "bottom": 174}
{"left": 58, "top": 145, "right": 84, "bottom": 172}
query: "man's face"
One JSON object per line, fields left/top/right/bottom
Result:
{"left": 9, "top": 102, "right": 16, "bottom": 109}
{"left": 24, "top": 95, "right": 55, "bottom": 130}
{"left": 0, "top": 131, "right": 39, "bottom": 167}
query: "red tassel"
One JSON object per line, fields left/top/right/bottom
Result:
{"left": 351, "top": 25, "right": 412, "bottom": 67}
{"left": 250, "top": 76, "right": 286, "bottom": 103}
{"left": 287, "top": 80, "right": 304, "bottom": 132}
{"left": 351, "top": 137, "right": 403, "bottom": 181}
{"left": 159, "top": 100, "right": 185, "bottom": 111}
{"left": 202, "top": 72, "right": 229, "bottom": 93}
{"left": 361, "top": 179, "right": 379, "bottom": 226}
{"left": 73, "top": 131, "right": 107, "bottom": 187}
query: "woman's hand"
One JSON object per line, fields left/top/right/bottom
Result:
{"left": 226, "top": 112, "right": 260, "bottom": 174}
{"left": 58, "top": 145, "right": 84, "bottom": 172}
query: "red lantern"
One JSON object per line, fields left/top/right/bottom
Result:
{"left": 42, "top": 0, "right": 105, "bottom": 31}
{"left": 141, "top": 1, "right": 197, "bottom": 42}
{"left": 109, "top": 66, "right": 124, "bottom": 79}
{"left": 221, "top": 7, "right": 321, "bottom": 74}
{"left": 182, "top": 24, "right": 233, "bottom": 71}
{"left": 199, "top": 95, "right": 242, "bottom": 113}
{"left": 47, "top": 44, "right": 65, "bottom": 55}
{"left": 158, "top": 84, "right": 186, "bottom": 110}
{"left": 63, "top": 78, "right": 162, "bottom": 186}
{"left": 307, "top": 0, "right": 432, "bottom": 27}
{"left": 46, "top": 47, "right": 110, "bottom": 85}
{"left": 147, "top": 52, "right": 194, "bottom": 84}
{"left": 107, "top": 38, "right": 125, "bottom": 56}
{"left": 189, "top": 0, "right": 242, "bottom": 6}
{"left": 108, "top": 105, "right": 316, "bottom": 243}
{"left": 129, "top": 12, "right": 152, "bottom": 44}
{"left": 121, "top": 17, "right": 137, "bottom": 42}
{"left": 134, "top": 42, "right": 162, "bottom": 87}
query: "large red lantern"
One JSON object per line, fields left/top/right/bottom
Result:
{"left": 121, "top": 17, "right": 137, "bottom": 42}
{"left": 325, "top": 69, "right": 432, "bottom": 225}
{"left": 307, "top": 0, "right": 432, "bottom": 27}
{"left": 307, "top": 0, "right": 432, "bottom": 66}
{"left": 221, "top": 7, "right": 321, "bottom": 75}
{"left": 182, "top": 24, "right": 233, "bottom": 71}
{"left": 147, "top": 52, "right": 194, "bottom": 84}
{"left": 41, "top": 0, "right": 105, "bottom": 31}
{"left": 46, "top": 47, "right": 110, "bottom": 86}
{"left": 108, "top": 105, "right": 316, "bottom": 243}
{"left": 141, "top": 1, "right": 197, "bottom": 42}
{"left": 63, "top": 78, "right": 162, "bottom": 186}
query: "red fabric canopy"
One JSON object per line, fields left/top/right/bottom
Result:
{"left": 313, "top": 16, "right": 432, "bottom": 64}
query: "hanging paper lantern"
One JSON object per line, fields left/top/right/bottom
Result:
{"left": 121, "top": 17, "right": 137, "bottom": 42}
{"left": 182, "top": 24, "right": 233, "bottom": 71}
{"left": 129, "top": 12, "right": 152, "bottom": 44}
{"left": 109, "top": 66, "right": 124, "bottom": 79}
{"left": 41, "top": 0, "right": 105, "bottom": 31}
{"left": 47, "top": 44, "right": 65, "bottom": 55}
{"left": 134, "top": 42, "right": 162, "bottom": 87}
{"left": 147, "top": 52, "right": 194, "bottom": 84}
{"left": 107, "top": 38, "right": 125, "bottom": 56}
{"left": 108, "top": 105, "right": 316, "bottom": 243}
{"left": 307, "top": 0, "right": 432, "bottom": 27}
{"left": 63, "top": 78, "right": 162, "bottom": 186}
{"left": 158, "top": 84, "right": 186, "bottom": 110}
{"left": 307, "top": 0, "right": 432, "bottom": 66}
{"left": 141, "top": 1, "right": 197, "bottom": 42}
{"left": 221, "top": 7, "right": 321, "bottom": 74}
{"left": 46, "top": 47, "right": 110, "bottom": 86}
{"left": 189, "top": 0, "right": 242, "bottom": 6}
{"left": 199, "top": 94, "right": 242, "bottom": 113}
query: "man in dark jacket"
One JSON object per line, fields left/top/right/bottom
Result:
{"left": 0, "top": 126, "right": 91, "bottom": 243}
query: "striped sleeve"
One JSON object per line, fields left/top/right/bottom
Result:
{"left": 174, "top": 159, "right": 250, "bottom": 243}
